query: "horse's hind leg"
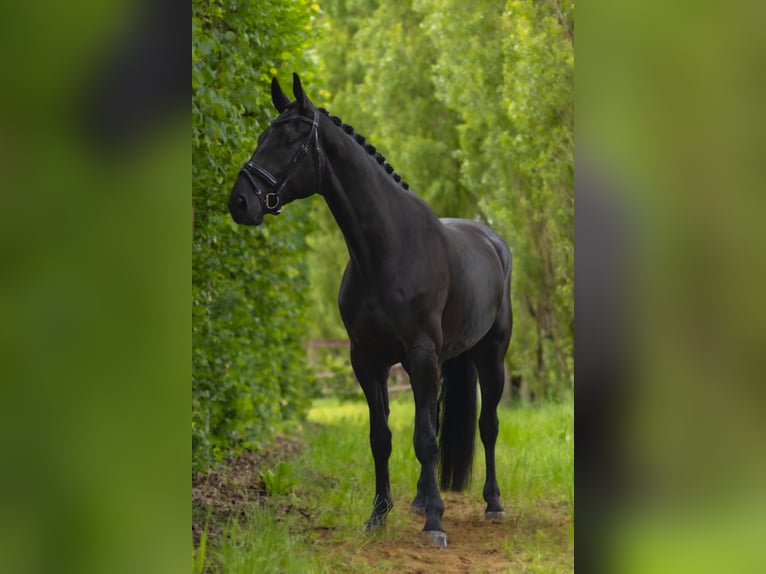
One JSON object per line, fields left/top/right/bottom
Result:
{"left": 474, "top": 300, "right": 512, "bottom": 519}
{"left": 475, "top": 353, "right": 507, "bottom": 519}
{"left": 351, "top": 345, "right": 393, "bottom": 530}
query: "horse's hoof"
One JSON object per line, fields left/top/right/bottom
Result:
{"left": 485, "top": 510, "right": 507, "bottom": 522}
{"left": 420, "top": 530, "right": 448, "bottom": 549}
{"left": 410, "top": 503, "right": 426, "bottom": 516}
{"left": 364, "top": 518, "right": 386, "bottom": 532}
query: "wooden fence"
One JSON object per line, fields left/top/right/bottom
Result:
{"left": 307, "top": 339, "right": 410, "bottom": 393}
{"left": 308, "top": 338, "right": 522, "bottom": 402}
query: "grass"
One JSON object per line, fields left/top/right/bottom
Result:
{"left": 194, "top": 394, "right": 573, "bottom": 573}
{"left": 305, "top": 395, "right": 573, "bottom": 523}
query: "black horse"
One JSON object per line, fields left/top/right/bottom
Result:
{"left": 229, "top": 74, "right": 512, "bottom": 548}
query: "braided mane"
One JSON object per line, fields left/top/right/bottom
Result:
{"left": 317, "top": 107, "right": 410, "bottom": 191}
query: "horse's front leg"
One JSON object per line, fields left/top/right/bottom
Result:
{"left": 409, "top": 342, "right": 447, "bottom": 548}
{"left": 351, "top": 346, "right": 393, "bottom": 530}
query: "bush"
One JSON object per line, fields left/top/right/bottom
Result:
{"left": 192, "top": 0, "right": 323, "bottom": 470}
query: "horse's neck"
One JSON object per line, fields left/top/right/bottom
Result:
{"left": 321, "top": 158, "right": 415, "bottom": 276}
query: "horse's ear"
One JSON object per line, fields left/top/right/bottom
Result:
{"left": 292, "top": 72, "right": 312, "bottom": 112}
{"left": 271, "top": 77, "right": 290, "bottom": 113}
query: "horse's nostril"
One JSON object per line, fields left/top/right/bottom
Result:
{"left": 236, "top": 195, "right": 247, "bottom": 211}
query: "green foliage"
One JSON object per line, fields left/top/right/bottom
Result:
{"left": 212, "top": 506, "right": 325, "bottom": 573}
{"left": 309, "top": 345, "right": 359, "bottom": 399}
{"left": 192, "top": 0, "right": 324, "bottom": 470}
{"left": 305, "top": 201, "right": 349, "bottom": 340}
{"left": 259, "top": 461, "right": 298, "bottom": 496}
{"left": 313, "top": 0, "right": 574, "bottom": 397}
{"left": 193, "top": 530, "right": 207, "bottom": 574}
{"left": 421, "top": 0, "right": 574, "bottom": 397}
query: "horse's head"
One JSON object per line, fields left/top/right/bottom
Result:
{"left": 228, "top": 73, "right": 322, "bottom": 226}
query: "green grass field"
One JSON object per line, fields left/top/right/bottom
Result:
{"left": 194, "top": 395, "right": 573, "bottom": 573}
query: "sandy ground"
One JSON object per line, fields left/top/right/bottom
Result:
{"left": 334, "top": 492, "right": 571, "bottom": 573}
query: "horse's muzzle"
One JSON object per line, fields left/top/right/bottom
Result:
{"left": 228, "top": 177, "right": 263, "bottom": 226}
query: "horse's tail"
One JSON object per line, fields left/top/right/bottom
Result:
{"left": 438, "top": 354, "right": 477, "bottom": 491}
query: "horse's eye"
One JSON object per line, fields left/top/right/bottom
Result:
{"left": 280, "top": 131, "right": 295, "bottom": 145}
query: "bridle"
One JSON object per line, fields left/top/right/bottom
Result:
{"left": 238, "top": 109, "right": 321, "bottom": 215}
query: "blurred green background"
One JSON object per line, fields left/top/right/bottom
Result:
{"left": 1, "top": 1, "right": 188, "bottom": 573}
{"left": 579, "top": 0, "right": 766, "bottom": 571}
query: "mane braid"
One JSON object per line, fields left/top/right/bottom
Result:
{"left": 317, "top": 107, "right": 410, "bottom": 191}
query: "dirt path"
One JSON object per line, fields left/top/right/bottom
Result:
{"left": 319, "top": 492, "right": 572, "bottom": 573}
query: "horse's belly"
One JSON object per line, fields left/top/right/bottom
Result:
{"left": 441, "top": 300, "right": 500, "bottom": 359}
